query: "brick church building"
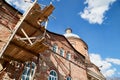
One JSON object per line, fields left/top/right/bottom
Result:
{"left": 0, "top": 0, "right": 105, "bottom": 80}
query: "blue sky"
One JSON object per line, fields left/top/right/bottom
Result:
{"left": 6, "top": 0, "right": 120, "bottom": 78}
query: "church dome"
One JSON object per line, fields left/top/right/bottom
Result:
{"left": 64, "top": 28, "right": 80, "bottom": 38}
{"left": 63, "top": 28, "right": 90, "bottom": 63}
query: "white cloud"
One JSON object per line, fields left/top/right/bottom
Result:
{"left": 106, "top": 58, "right": 120, "bottom": 65}
{"left": 5, "top": 0, "right": 32, "bottom": 12}
{"left": 90, "top": 54, "right": 111, "bottom": 70}
{"left": 89, "top": 53, "right": 120, "bottom": 77}
{"left": 80, "top": 0, "right": 116, "bottom": 24}
{"left": 103, "top": 68, "right": 116, "bottom": 77}
{"left": 5, "top": 0, "right": 60, "bottom": 12}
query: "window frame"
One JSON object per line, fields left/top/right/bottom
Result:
{"left": 52, "top": 44, "right": 58, "bottom": 53}
{"left": 21, "top": 62, "right": 36, "bottom": 80}
{"left": 66, "top": 76, "right": 72, "bottom": 80}
{"left": 66, "top": 52, "right": 71, "bottom": 60}
{"left": 60, "top": 48, "right": 64, "bottom": 57}
{"left": 48, "top": 70, "right": 58, "bottom": 80}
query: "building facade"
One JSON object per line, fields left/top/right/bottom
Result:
{"left": 0, "top": 1, "right": 105, "bottom": 80}
{"left": 63, "top": 28, "right": 105, "bottom": 80}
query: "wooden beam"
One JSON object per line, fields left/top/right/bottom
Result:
{"left": 19, "top": 37, "right": 36, "bottom": 40}
{"left": 21, "top": 28, "right": 33, "bottom": 45}
{"left": 24, "top": 20, "right": 45, "bottom": 32}
{"left": 3, "top": 54, "right": 24, "bottom": 62}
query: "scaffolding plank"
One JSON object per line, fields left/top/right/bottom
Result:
{"left": 4, "top": 42, "right": 35, "bottom": 62}
{"left": 25, "top": 4, "right": 54, "bottom": 28}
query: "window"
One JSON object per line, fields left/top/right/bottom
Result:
{"left": 52, "top": 44, "right": 58, "bottom": 53}
{"left": 48, "top": 70, "right": 58, "bottom": 80}
{"left": 66, "top": 53, "right": 71, "bottom": 60}
{"left": 66, "top": 77, "right": 72, "bottom": 80}
{"left": 60, "top": 48, "right": 64, "bottom": 57}
{"left": 21, "top": 62, "right": 36, "bottom": 80}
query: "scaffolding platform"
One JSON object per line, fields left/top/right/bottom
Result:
{"left": 0, "top": 1, "right": 54, "bottom": 62}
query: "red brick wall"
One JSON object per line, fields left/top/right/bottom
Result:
{"left": 35, "top": 32, "right": 88, "bottom": 80}
{"left": 0, "top": 0, "right": 21, "bottom": 54}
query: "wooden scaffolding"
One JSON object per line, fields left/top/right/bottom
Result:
{"left": 0, "top": 0, "right": 54, "bottom": 62}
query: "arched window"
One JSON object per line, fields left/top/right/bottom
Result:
{"left": 48, "top": 70, "right": 58, "bottom": 80}
{"left": 60, "top": 48, "right": 64, "bottom": 57}
{"left": 66, "top": 52, "right": 71, "bottom": 60}
{"left": 21, "top": 62, "right": 36, "bottom": 80}
{"left": 52, "top": 44, "right": 58, "bottom": 53}
{"left": 66, "top": 76, "right": 72, "bottom": 80}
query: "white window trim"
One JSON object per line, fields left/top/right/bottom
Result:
{"left": 52, "top": 44, "right": 58, "bottom": 53}
{"left": 60, "top": 48, "right": 64, "bottom": 57}
{"left": 48, "top": 70, "right": 58, "bottom": 80}
{"left": 66, "top": 53, "right": 71, "bottom": 60}
{"left": 21, "top": 62, "right": 36, "bottom": 80}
